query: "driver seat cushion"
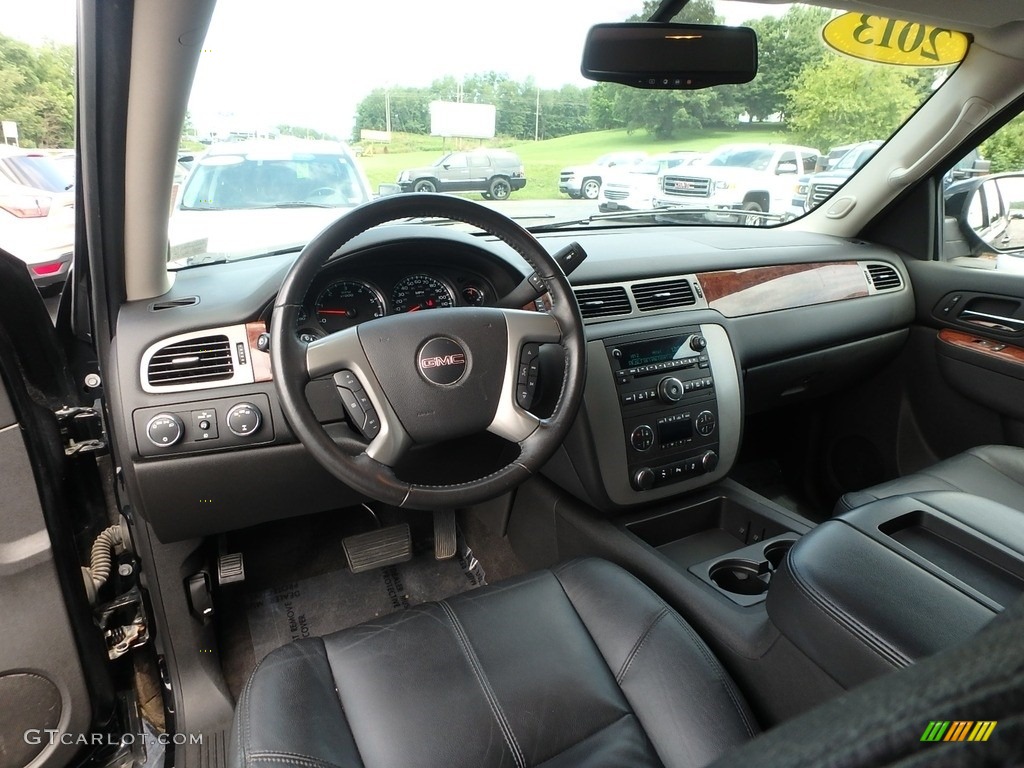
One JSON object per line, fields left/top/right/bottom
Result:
{"left": 836, "top": 445, "right": 1024, "bottom": 515}
{"left": 230, "top": 558, "right": 757, "bottom": 768}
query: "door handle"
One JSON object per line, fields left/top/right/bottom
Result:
{"left": 958, "top": 309, "right": 1024, "bottom": 332}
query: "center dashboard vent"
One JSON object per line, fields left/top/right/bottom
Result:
{"left": 573, "top": 285, "right": 632, "bottom": 319}
{"left": 866, "top": 263, "right": 903, "bottom": 291}
{"left": 147, "top": 334, "right": 234, "bottom": 387}
{"left": 631, "top": 278, "right": 696, "bottom": 311}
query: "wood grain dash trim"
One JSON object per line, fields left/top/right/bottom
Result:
{"left": 245, "top": 321, "right": 272, "bottom": 382}
{"left": 938, "top": 329, "right": 1024, "bottom": 368}
{"left": 696, "top": 262, "right": 869, "bottom": 317}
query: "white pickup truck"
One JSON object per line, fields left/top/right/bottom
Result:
{"left": 654, "top": 143, "right": 819, "bottom": 223}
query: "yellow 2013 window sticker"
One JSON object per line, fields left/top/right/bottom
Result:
{"left": 822, "top": 13, "right": 969, "bottom": 67}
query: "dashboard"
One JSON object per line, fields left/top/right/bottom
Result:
{"left": 107, "top": 223, "right": 916, "bottom": 542}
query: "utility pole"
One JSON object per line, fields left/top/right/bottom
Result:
{"left": 384, "top": 90, "right": 392, "bottom": 134}
{"left": 534, "top": 88, "right": 540, "bottom": 142}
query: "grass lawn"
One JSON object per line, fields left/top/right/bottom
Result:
{"left": 358, "top": 125, "right": 791, "bottom": 200}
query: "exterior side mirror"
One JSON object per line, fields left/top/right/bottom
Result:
{"left": 953, "top": 174, "right": 1024, "bottom": 260}
{"left": 377, "top": 183, "right": 401, "bottom": 197}
{"left": 776, "top": 162, "right": 798, "bottom": 175}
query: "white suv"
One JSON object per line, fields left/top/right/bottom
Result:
{"left": 654, "top": 143, "right": 819, "bottom": 223}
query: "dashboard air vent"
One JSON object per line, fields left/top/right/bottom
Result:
{"left": 147, "top": 334, "right": 234, "bottom": 387}
{"left": 150, "top": 296, "right": 199, "bottom": 311}
{"left": 866, "top": 264, "right": 902, "bottom": 291}
{"left": 631, "top": 278, "right": 696, "bottom": 311}
{"left": 574, "top": 285, "right": 632, "bottom": 319}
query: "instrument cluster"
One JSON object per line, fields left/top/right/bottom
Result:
{"left": 296, "top": 269, "right": 493, "bottom": 342}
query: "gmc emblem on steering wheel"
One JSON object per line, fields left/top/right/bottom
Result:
{"left": 417, "top": 337, "right": 468, "bottom": 385}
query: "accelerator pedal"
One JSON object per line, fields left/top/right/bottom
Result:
{"left": 342, "top": 524, "right": 412, "bottom": 573}
{"left": 433, "top": 510, "right": 457, "bottom": 561}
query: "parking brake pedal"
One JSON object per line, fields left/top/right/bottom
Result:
{"left": 342, "top": 524, "right": 412, "bottom": 573}
{"left": 433, "top": 510, "right": 457, "bottom": 561}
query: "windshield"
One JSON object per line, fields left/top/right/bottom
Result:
{"left": 0, "top": 154, "right": 74, "bottom": 193}
{"left": 833, "top": 144, "right": 879, "bottom": 171}
{"left": 180, "top": 151, "right": 367, "bottom": 211}
{"left": 165, "top": 0, "right": 957, "bottom": 265}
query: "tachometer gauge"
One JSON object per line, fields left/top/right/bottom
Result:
{"left": 313, "top": 280, "right": 386, "bottom": 333}
{"left": 391, "top": 274, "right": 455, "bottom": 313}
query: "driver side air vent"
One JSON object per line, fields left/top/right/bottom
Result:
{"left": 866, "top": 263, "right": 903, "bottom": 291}
{"left": 631, "top": 278, "right": 696, "bottom": 311}
{"left": 147, "top": 334, "right": 234, "bottom": 387}
{"left": 574, "top": 285, "right": 632, "bottom": 319}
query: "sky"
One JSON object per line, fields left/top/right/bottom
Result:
{"left": 1, "top": 0, "right": 789, "bottom": 138}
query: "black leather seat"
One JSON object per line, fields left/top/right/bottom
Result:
{"left": 230, "top": 558, "right": 757, "bottom": 768}
{"left": 836, "top": 444, "right": 1024, "bottom": 514}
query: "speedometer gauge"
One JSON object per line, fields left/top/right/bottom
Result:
{"left": 313, "top": 280, "right": 386, "bottom": 333}
{"left": 391, "top": 274, "right": 455, "bottom": 313}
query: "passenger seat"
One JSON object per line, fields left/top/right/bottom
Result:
{"left": 836, "top": 445, "right": 1024, "bottom": 514}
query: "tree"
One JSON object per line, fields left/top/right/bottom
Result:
{"left": 0, "top": 35, "right": 76, "bottom": 147}
{"left": 786, "top": 56, "right": 921, "bottom": 152}
{"left": 982, "top": 114, "right": 1024, "bottom": 173}
{"left": 735, "top": 6, "right": 833, "bottom": 121}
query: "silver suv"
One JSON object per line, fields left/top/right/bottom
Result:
{"left": 397, "top": 149, "right": 526, "bottom": 199}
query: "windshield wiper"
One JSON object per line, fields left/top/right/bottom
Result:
{"left": 528, "top": 206, "right": 787, "bottom": 232}
{"left": 256, "top": 201, "right": 340, "bottom": 209}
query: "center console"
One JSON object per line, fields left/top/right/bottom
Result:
{"left": 579, "top": 323, "right": 742, "bottom": 506}
{"left": 768, "top": 491, "right": 1024, "bottom": 689}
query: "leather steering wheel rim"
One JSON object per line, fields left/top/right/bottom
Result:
{"left": 270, "top": 193, "right": 586, "bottom": 510}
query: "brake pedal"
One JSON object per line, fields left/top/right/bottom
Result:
{"left": 433, "top": 510, "right": 457, "bottom": 561}
{"left": 342, "top": 524, "right": 412, "bottom": 573}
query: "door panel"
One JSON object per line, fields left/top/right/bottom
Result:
{"left": 0, "top": 379, "right": 94, "bottom": 768}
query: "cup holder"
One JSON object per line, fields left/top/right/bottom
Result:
{"left": 764, "top": 539, "right": 794, "bottom": 570}
{"left": 691, "top": 534, "right": 800, "bottom": 604}
{"left": 708, "top": 559, "right": 770, "bottom": 596}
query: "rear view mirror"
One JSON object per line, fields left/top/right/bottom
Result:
{"left": 581, "top": 23, "right": 757, "bottom": 89}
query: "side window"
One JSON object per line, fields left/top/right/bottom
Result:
{"left": 776, "top": 151, "right": 797, "bottom": 175}
{"left": 943, "top": 110, "right": 1024, "bottom": 272}
{"left": 800, "top": 153, "right": 818, "bottom": 173}
{"left": 445, "top": 153, "right": 467, "bottom": 169}
{"left": 468, "top": 154, "right": 490, "bottom": 168}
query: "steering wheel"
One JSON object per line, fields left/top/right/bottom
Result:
{"left": 270, "top": 194, "right": 586, "bottom": 509}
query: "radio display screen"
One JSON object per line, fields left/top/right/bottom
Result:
{"left": 620, "top": 337, "right": 690, "bottom": 369}
{"left": 658, "top": 419, "right": 692, "bottom": 445}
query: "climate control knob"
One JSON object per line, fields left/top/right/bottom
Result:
{"left": 689, "top": 334, "right": 707, "bottom": 352}
{"left": 226, "top": 402, "right": 263, "bottom": 437}
{"left": 695, "top": 410, "right": 716, "bottom": 436}
{"left": 701, "top": 450, "right": 720, "bottom": 473}
{"left": 146, "top": 413, "right": 184, "bottom": 447}
{"left": 630, "top": 425, "right": 655, "bottom": 452}
{"left": 657, "top": 376, "right": 684, "bottom": 403}
{"left": 632, "top": 468, "right": 656, "bottom": 491}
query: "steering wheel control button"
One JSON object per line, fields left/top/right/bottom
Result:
{"left": 417, "top": 337, "right": 468, "bottom": 386}
{"left": 226, "top": 403, "right": 263, "bottom": 437}
{"left": 146, "top": 413, "right": 185, "bottom": 447}
{"left": 695, "top": 410, "right": 717, "bottom": 437}
{"left": 630, "top": 424, "right": 655, "bottom": 452}
{"left": 333, "top": 370, "right": 362, "bottom": 390}
{"left": 191, "top": 409, "right": 219, "bottom": 441}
